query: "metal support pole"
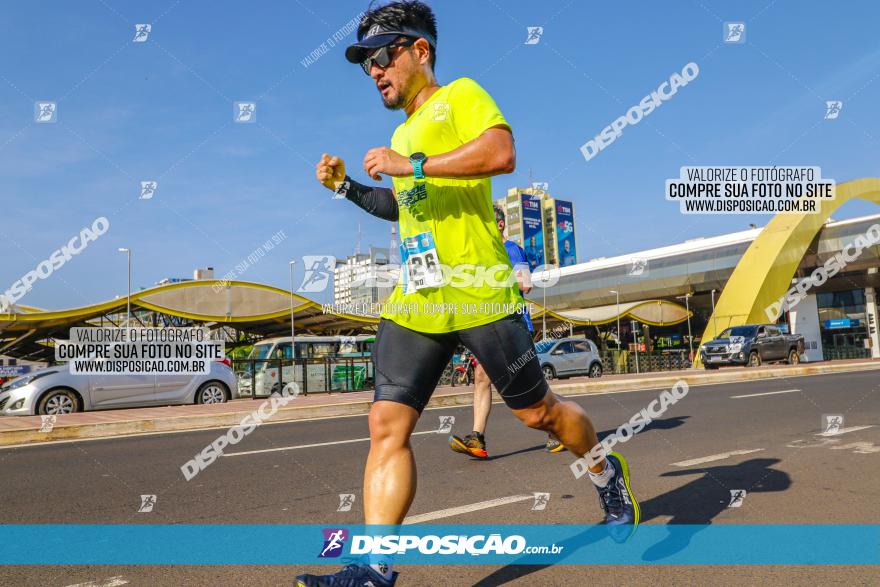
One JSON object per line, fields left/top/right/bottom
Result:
{"left": 289, "top": 260, "right": 297, "bottom": 394}
{"left": 631, "top": 319, "right": 640, "bottom": 373}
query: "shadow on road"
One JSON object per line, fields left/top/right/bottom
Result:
{"left": 486, "top": 444, "right": 547, "bottom": 461}
{"left": 597, "top": 416, "right": 691, "bottom": 442}
{"left": 485, "top": 417, "right": 692, "bottom": 461}
{"left": 472, "top": 458, "right": 792, "bottom": 587}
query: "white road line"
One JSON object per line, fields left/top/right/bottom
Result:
{"left": 63, "top": 577, "right": 128, "bottom": 587}
{"left": 403, "top": 495, "right": 534, "bottom": 524}
{"left": 730, "top": 389, "right": 801, "bottom": 399}
{"left": 817, "top": 425, "right": 875, "bottom": 437}
{"left": 223, "top": 429, "right": 442, "bottom": 457}
{"left": 3, "top": 369, "right": 876, "bottom": 450}
{"left": 830, "top": 441, "right": 880, "bottom": 453}
{"left": 671, "top": 448, "right": 765, "bottom": 467}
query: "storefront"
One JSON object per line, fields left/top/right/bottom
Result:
{"left": 817, "top": 290, "right": 872, "bottom": 359}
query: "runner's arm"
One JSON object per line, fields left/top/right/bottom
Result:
{"left": 421, "top": 126, "right": 515, "bottom": 179}
{"left": 363, "top": 126, "right": 515, "bottom": 181}
{"left": 341, "top": 176, "right": 398, "bottom": 221}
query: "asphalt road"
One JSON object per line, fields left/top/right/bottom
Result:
{"left": 1, "top": 369, "right": 878, "bottom": 586}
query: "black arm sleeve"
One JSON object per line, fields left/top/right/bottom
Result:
{"left": 337, "top": 176, "right": 399, "bottom": 221}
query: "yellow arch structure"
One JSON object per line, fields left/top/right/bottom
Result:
{"left": 697, "top": 177, "right": 880, "bottom": 366}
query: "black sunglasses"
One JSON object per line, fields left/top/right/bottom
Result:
{"left": 361, "top": 37, "right": 417, "bottom": 75}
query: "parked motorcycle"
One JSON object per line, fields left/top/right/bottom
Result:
{"left": 453, "top": 351, "right": 477, "bottom": 386}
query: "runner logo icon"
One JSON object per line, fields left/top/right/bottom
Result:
{"left": 138, "top": 494, "right": 157, "bottom": 513}
{"left": 39, "top": 415, "right": 57, "bottom": 433}
{"left": 437, "top": 416, "right": 455, "bottom": 433}
{"left": 824, "top": 101, "right": 843, "bottom": 120}
{"left": 822, "top": 414, "right": 844, "bottom": 435}
{"left": 337, "top": 494, "right": 355, "bottom": 512}
{"left": 531, "top": 493, "right": 550, "bottom": 511}
{"left": 298, "top": 255, "right": 336, "bottom": 293}
{"left": 524, "top": 27, "right": 543, "bottom": 45}
{"left": 35, "top": 102, "right": 57, "bottom": 123}
{"left": 728, "top": 490, "right": 747, "bottom": 508}
{"left": 133, "top": 24, "right": 151, "bottom": 43}
{"left": 724, "top": 22, "right": 745, "bottom": 43}
{"left": 319, "top": 528, "right": 349, "bottom": 558}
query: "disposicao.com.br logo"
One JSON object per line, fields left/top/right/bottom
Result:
{"left": 321, "top": 531, "right": 563, "bottom": 557}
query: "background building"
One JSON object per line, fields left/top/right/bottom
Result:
{"left": 333, "top": 247, "right": 394, "bottom": 306}
{"left": 496, "top": 186, "right": 577, "bottom": 268}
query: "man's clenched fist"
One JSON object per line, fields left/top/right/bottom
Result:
{"left": 316, "top": 153, "right": 346, "bottom": 191}
{"left": 364, "top": 146, "right": 411, "bottom": 181}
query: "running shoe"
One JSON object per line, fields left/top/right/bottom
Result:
{"left": 449, "top": 432, "right": 488, "bottom": 459}
{"left": 295, "top": 563, "right": 397, "bottom": 587}
{"left": 596, "top": 452, "right": 640, "bottom": 543}
{"left": 545, "top": 436, "right": 566, "bottom": 453}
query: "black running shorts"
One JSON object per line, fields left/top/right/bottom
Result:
{"left": 372, "top": 313, "right": 549, "bottom": 413}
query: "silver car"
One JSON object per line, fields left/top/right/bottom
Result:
{"left": 0, "top": 361, "right": 238, "bottom": 416}
{"left": 536, "top": 337, "right": 604, "bottom": 380}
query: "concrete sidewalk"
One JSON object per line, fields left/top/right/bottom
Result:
{"left": 2, "top": 359, "right": 878, "bottom": 447}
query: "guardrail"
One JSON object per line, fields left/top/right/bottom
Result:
{"left": 232, "top": 348, "right": 696, "bottom": 397}
{"left": 601, "top": 349, "right": 692, "bottom": 374}
{"left": 232, "top": 357, "right": 374, "bottom": 397}
{"left": 823, "top": 347, "right": 872, "bottom": 360}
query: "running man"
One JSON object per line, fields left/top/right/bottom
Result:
{"left": 297, "top": 3, "right": 638, "bottom": 585}
{"left": 448, "top": 204, "right": 564, "bottom": 458}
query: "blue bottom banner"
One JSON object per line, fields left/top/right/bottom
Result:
{"left": 0, "top": 524, "right": 878, "bottom": 565}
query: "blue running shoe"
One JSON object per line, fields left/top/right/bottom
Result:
{"left": 295, "top": 563, "right": 397, "bottom": 587}
{"left": 596, "top": 451, "right": 640, "bottom": 543}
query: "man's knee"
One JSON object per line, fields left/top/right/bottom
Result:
{"left": 474, "top": 366, "right": 491, "bottom": 388}
{"left": 369, "top": 401, "right": 417, "bottom": 446}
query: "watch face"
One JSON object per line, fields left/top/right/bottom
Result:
{"left": 410, "top": 152, "right": 426, "bottom": 162}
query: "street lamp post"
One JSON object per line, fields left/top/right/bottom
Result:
{"left": 610, "top": 290, "right": 621, "bottom": 349}
{"left": 118, "top": 248, "right": 131, "bottom": 326}
{"left": 288, "top": 261, "right": 297, "bottom": 353}
{"left": 541, "top": 269, "right": 548, "bottom": 340}
{"left": 631, "top": 319, "right": 640, "bottom": 373}
{"left": 678, "top": 293, "right": 694, "bottom": 363}
{"left": 710, "top": 289, "right": 717, "bottom": 335}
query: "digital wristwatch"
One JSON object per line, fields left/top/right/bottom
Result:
{"left": 409, "top": 152, "right": 427, "bottom": 180}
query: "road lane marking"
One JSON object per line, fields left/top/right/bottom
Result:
{"left": 830, "top": 441, "right": 880, "bottom": 453}
{"left": 63, "top": 577, "right": 128, "bottom": 587}
{"left": 730, "top": 389, "right": 801, "bottom": 399}
{"left": 3, "top": 368, "right": 877, "bottom": 450}
{"left": 817, "top": 425, "right": 875, "bottom": 437}
{"left": 223, "top": 429, "right": 441, "bottom": 457}
{"left": 672, "top": 448, "right": 765, "bottom": 467}
{"left": 403, "top": 495, "right": 534, "bottom": 524}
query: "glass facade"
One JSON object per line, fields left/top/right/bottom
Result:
{"left": 817, "top": 289, "right": 871, "bottom": 357}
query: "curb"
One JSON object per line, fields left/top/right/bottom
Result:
{"left": 3, "top": 360, "right": 878, "bottom": 447}
{"left": 549, "top": 359, "right": 880, "bottom": 396}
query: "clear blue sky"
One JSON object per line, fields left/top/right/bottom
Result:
{"left": 2, "top": 0, "right": 880, "bottom": 308}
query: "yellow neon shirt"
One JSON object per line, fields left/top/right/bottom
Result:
{"left": 380, "top": 77, "right": 521, "bottom": 333}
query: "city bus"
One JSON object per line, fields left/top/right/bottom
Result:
{"left": 237, "top": 335, "right": 375, "bottom": 396}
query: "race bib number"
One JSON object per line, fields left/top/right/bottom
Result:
{"left": 400, "top": 231, "right": 444, "bottom": 293}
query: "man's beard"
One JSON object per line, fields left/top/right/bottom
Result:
{"left": 380, "top": 81, "right": 407, "bottom": 110}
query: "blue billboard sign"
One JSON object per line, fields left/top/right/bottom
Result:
{"left": 823, "top": 318, "right": 860, "bottom": 329}
{"left": 520, "top": 194, "right": 544, "bottom": 270}
{"left": 554, "top": 200, "right": 576, "bottom": 267}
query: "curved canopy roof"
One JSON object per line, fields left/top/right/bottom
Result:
{"left": 530, "top": 299, "right": 692, "bottom": 327}
{"left": 0, "top": 280, "right": 378, "bottom": 359}
{"left": 1, "top": 279, "right": 691, "bottom": 360}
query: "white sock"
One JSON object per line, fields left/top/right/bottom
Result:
{"left": 369, "top": 560, "right": 394, "bottom": 581}
{"left": 589, "top": 459, "right": 615, "bottom": 488}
